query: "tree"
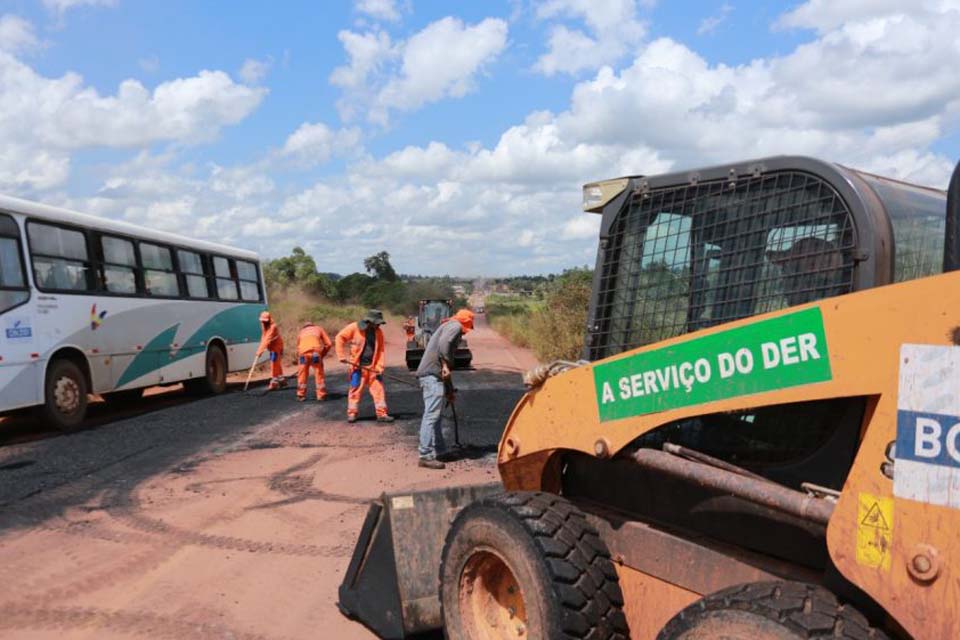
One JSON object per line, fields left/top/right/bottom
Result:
{"left": 363, "top": 251, "right": 398, "bottom": 282}
{"left": 263, "top": 247, "right": 336, "bottom": 298}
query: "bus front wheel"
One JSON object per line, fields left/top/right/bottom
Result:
{"left": 42, "top": 359, "right": 89, "bottom": 431}
{"left": 187, "top": 345, "right": 227, "bottom": 395}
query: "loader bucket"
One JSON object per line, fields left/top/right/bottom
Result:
{"left": 338, "top": 483, "right": 501, "bottom": 638}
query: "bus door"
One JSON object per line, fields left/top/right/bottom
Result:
{"left": 0, "top": 213, "right": 39, "bottom": 408}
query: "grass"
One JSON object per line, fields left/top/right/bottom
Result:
{"left": 264, "top": 288, "right": 369, "bottom": 364}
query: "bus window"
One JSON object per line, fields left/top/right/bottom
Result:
{"left": 141, "top": 242, "right": 180, "bottom": 297}
{"left": 213, "top": 256, "right": 238, "bottom": 300}
{"left": 28, "top": 222, "right": 93, "bottom": 292}
{"left": 0, "top": 214, "right": 28, "bottom": 313}
{"left": 236, "top": 260, "right": 260, "bottom": 301}
{"left": 101, "top": 235, "right": 137, "bottom": 294}
{"left": 177, "top": 249, "right": 209, "bottom": 298}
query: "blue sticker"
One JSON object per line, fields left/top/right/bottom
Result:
{"left": 896, "top": 410, "right": 960, "bottom": 470}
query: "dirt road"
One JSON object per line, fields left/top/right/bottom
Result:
{"left": 0, "top": 314, "right": 537, "bottom": 639}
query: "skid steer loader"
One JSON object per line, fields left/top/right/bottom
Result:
{"left": 340, "top": 156, "right": 960, "bottom": 639}
{"left": 405, "top": 299, "right": 473, "bottom": 370}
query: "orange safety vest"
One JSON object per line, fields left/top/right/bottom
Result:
{"left": 298, "top": 324, "right": 332, "bottom": 356}
{"left": 335, "top": 322, "right": 385, "bottom": 371}
{"left": 257, "top": 321, "right": 283, "bottom": 355}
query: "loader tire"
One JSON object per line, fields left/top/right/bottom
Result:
{"left": 440, "top": 491, "right": 629, "bottom": 640}
{"left": 656, "top": 581, "right": 890, "bottom": 640}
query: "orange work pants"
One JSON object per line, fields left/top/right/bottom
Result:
{"left": 297, "top": 351, "right": 327, "bottom": 399}
{"left": 266, "top": 350, "right": 285, "bottom": 389}
{"left": 347, "top": 368, "right": 388, "bottom": 418}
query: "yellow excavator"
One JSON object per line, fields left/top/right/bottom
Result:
{"left": 339, "top": 156, "right": 960, "bottom": 639}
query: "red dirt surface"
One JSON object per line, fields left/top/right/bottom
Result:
{"left": 0, "top": 314, "right": 536, "bottom": 639}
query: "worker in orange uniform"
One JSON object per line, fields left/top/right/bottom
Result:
{"left": 257, "top": 311, "right": 286, "bottom": 391}
{"left": 335, "top": 309, "right": 394, "bottom": 424}
{"left": 296, "top": 321, "right": 332, "bottom": 402}
{"left": 402, "top": 316, "right": 416, "bottom": 342}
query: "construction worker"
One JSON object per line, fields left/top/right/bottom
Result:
{"left": 415, "top": 309, "right": 474, "bottom": 469}
{"left": 335, "top": 309, "right": 395, "bottom": 424}
{"left": 402, "top": 316, "right": 416, "bottom": 342}
{"left": 256, "top": 311, "right": 286, "bottom": 391}
{"left": 296, "top": 321, "right": 332, "bottom": 402}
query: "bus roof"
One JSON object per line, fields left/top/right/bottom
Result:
{"left": 0, "top": 192, "right": 260, "bottom": 261}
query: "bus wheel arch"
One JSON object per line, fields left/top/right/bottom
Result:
{"left": 41, "top": 348, "right": 92, "bottom": 431}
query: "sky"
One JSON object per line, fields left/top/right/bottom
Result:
{"left": 1, "top": 0, "right": 959, "bottom": 276}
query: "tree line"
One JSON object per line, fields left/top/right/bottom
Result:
{"left": 262, "top": 247, "right": 467, "bottom": 316}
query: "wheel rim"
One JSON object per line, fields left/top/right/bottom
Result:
{"left": 459, "top": 549, "right": 528, "bottom": 639}
{"left": 53, "top": 375, "right": 81, "bottom": 415}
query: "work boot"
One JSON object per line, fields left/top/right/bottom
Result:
{"left": 267, "top": 381, "right": 279, "bottom": 391}
{"left": 418, "top": 458, "right": 446, "bottom": 470}
{"left": 377, "top": 415, "right": 395, "bottom": 423}
{"left": 317, "top": 396, "right": 327, "bottom": 402}
{"left": 297, "top": 396, "right": 306, "bottom": 402}
{"left": 347, "top": 415, "right": 357, "bottom": 424}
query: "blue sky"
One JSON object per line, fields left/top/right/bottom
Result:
{"left": 1, "top": 0, "right": 958, "bottom": 275}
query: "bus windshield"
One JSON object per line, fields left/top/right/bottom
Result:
{"left": 855, "top": 173, "right": 947, "bottom": 281}
{"left": 0, "top": 214, "right": 28, "bottom": 314}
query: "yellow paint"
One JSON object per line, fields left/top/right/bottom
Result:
{"left": 856, "top": 493, "right": 893, "bottom": 571}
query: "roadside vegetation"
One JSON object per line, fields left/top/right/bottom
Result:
{"left": 486, "top": 268, "right": 593, "bottom": 362}
{"left": 261, "top": 247, "right": 469, "bottom": 358}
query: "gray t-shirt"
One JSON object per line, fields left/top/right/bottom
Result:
{"left": 415, "top": 320, "right": 463, "bottom": 378}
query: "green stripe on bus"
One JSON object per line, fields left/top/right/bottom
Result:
{"left": 116, "top": 304, "right": 264, "bottom": 388}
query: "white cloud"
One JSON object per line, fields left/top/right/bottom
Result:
{"left": 533, "top": 0, "right": 647, "bottom": 75}
{"left": 239, "top": 57, "right": 272, "bottom": 84}
{"left": 332, "top": 17, "right": 508, "bottom": 124}
{"left": 0, "top": 48, "right": 266, "bottom": 193}
{"left": 355, "top": 0, "right": 401, "bottom": 22}
{"left": 280, "top": 121, "right": 362, "bottom": 166}
{"left": 698, "top": 3, "right": 733, "bottom": 35}
{"left": 43, "top": 0, "right": 117, "bottom": 16}
{"left": 775, "top": 0, "right": 905, "bottom": 32}
{"left": 0, "top": 15, "right": 39, "bottom": 54}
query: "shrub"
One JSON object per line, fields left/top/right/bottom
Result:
{"left": 487, "top": 268, "right": 593, "bottom": 362}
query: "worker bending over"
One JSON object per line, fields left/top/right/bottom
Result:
{"left": 335, "top": 310, "right": 394, "bottom": 424}
{"left": 415, "top": 309, "right": 474, "bottom": 469}
{"left": 257, "top": 311, "right": 286, "bottom": 391}
{"left": 296, "top": 321, "right": 332, "bottom": 402}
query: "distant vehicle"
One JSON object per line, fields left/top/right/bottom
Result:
{"left": 473, "top": 305, "right": 485, "bottom": 314}
{"left": 0, "top": 193, "right": 266, "bottom": 430}
{"left": 405, "top": 299, "right": 472, "bottom": 370}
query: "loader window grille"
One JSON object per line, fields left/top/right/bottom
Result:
{"left": 589, "top": 171, "right": 857, "bottom": 360}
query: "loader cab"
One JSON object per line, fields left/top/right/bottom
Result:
{"left": 583, "top": 156, "right": 947, "bottom": 361}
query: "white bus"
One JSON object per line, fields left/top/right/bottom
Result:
{"left": 0, "top": 194, "right": 266, "bottom": 430}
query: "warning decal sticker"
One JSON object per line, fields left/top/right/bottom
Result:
{"left": 856, "top": 492, "right": 893, "bottom": 571}
{"left": 894, "top": 344, "right": 960, "bottom": 509}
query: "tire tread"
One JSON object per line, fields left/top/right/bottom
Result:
{"left": 657, "top": 581, "right": 891, "bottom": 639}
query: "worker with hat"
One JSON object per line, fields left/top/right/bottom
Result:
{"left": 256, "top": 311, "right": 286, "bottom": 391}
{"left": 296, "top": 321, "right": 333, "bottom": 402}
{"left": 335, "top": 309, "right": 394, "bottom": 423}
{"left": 414, "top": 308, "right": 474, "bottom": 469}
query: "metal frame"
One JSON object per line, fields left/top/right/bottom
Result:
{"left": 583, "top": 156, "right": 895, "bottom": 360}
